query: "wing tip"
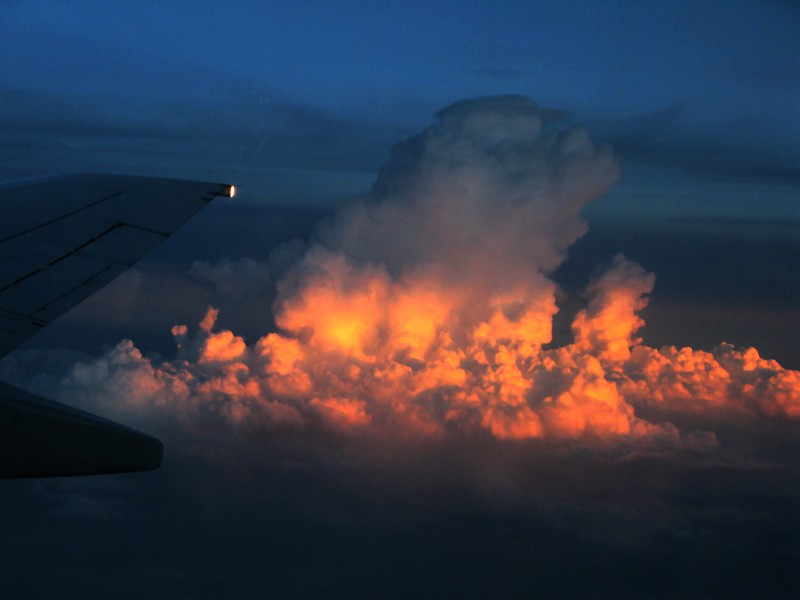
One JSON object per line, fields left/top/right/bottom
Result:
{"left": 214, "top": 184, "right": 235, "bottom": 199}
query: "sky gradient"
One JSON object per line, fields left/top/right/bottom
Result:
{"left": 1, "top": 0, "right": 798, "bottom": 210}
{"left": 0, "top": 2, "right": 798, "bottom": 598}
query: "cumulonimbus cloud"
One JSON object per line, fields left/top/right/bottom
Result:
{"left": 58, "top": 95, "right": 799, "bottom": 448}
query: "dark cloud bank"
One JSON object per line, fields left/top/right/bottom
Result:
{"left": 1, "top": 96, "right": 799, "bottom": 599}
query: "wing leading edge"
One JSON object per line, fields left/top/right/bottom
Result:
{"left": 0, "top": 173, "right": 233, "bottom": 477}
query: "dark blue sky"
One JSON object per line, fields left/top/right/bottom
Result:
{"left": 1, "top": 0, "right": 798, "bottom": 218}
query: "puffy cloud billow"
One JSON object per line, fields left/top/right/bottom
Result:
{"left": 59, "top": 95, "right": 799, "bottom": 451}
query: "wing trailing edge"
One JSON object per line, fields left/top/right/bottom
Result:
{"left": 0, "top": 381, "right": 162, "bottom": 478}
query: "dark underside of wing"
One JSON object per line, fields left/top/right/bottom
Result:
{"left": 0, "top": 173, "right": 232, "bottom": 477}
{"left": 0, "top": 381, "right": 162, "bottom": 477}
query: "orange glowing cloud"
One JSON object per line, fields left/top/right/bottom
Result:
{"left": 56, "top": 96, "right": 800, "bottom": 450}
{"left": 63, "top": 253, "right": 799, "bottom": 446}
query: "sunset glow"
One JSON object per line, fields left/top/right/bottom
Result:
{"left": 64, "top": 96, "right": 800, "bottom": 447}
{"left": 4, "top": 3, "right": 799, "bottom": 596}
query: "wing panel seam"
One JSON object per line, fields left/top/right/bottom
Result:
{"left": 27, "top": 263, "right": 123, "bottom": 318}
{"left": 0, "top": 222, "right": 169, "bottom": 292}
{"left": 0, "top": 191, "right": 123, "bottom": 244}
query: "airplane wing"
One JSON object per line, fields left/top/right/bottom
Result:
{"left": 0, "top": 173, "right": 234, "bottom": 477}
